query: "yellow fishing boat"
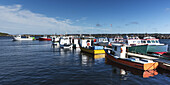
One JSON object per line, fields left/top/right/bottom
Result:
{"left": 79, "top": 37, "right": 105, "bottom": 55}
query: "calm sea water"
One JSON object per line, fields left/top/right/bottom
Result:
{"left": 0, "top": 36, "right": 169, "bottom": 85}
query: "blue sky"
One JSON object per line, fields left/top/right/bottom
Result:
{"left": 0, "top": 0, "right": 170, "bottom": 34}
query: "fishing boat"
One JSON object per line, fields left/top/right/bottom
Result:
{"left": 105, "top": 43, "right": 159, "bottom": 70}
{"left": 79, "top": 37, "right": 105, "bottom": 54}
{"left": 109, "top": 36, "right": 124, "bottom": 43}
{"left": 39, "top": 35, "right": 51, "bottom": 41}
{"left": 51, "top": 36, "right": 60, "bottom": 45}
{"left": 141, "top": 37, "right": 168, "bottom": 55}
{"left": 106, "top": 61, "right": 158, "bottom": 78}
{"left": 127, "top": 36, "right": 168, "bottom": 55}
{"left": 59, "top": 36, "right": 72, "bottom": 49}
{"left": 94, "top": 37, "right": 109, "bottom": 46}
{"left": 13, "top": 35, "right": 34, "bottom": 41}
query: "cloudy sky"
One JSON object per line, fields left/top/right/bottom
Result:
{"left": 0, "top": 0, "right": 170, "bottom": 34}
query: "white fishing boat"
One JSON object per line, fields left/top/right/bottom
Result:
{"left": 51, "top": 36, "right": 60, "bottom": 45}
{"left": 13, "top": 35, "right": 34, "bottom": 41}
{"left": 59, "top": 36, "right": 73, "bottom": 49}
{"left": 94, "top": 37, "right": 109, "bottom": 46}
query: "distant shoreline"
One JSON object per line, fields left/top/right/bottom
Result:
{"left": 0, "top": 32, "right": 170, "bottom": 39}
{"left": 0, "top": 32, "right": 10, "bottom": 36}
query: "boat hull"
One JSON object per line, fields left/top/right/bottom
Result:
{"left": 39, "top": 38, "right": 51, "bottom": 41}
{"left": 60, "top": 44, "right": 72, "bottom": 49}
{"left": 105, "top": 50, "right": 158, "bottom": 70}
{"left": 13, "top": 38, "right": 33, "bottom": 41}
{"left": 127, "top": 44, "right": 168, "bottom": 54}
{"left": 80, "top": 47, "right": 105, "bottom": 54}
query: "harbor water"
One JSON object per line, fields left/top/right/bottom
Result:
{"left": 0, "top": 36, "right": 169, "bottom": 85}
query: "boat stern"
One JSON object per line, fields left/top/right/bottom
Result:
{"left": 143, "top": 62, "right": 159, "bottom": 70}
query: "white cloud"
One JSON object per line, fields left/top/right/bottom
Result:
{"left": 0, "top": 4, "right": 106, "bottom": 34}
{"left": 76, "top": 17, "right": 87, "bottom": 22}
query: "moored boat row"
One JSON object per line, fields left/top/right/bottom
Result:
{"left": 12, "top": 34, "right": 170, "bottom": 71}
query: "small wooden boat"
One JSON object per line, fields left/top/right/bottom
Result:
{"left": 79, "top": 37, "right": 105, "bottom": 54}
{"left": 105, "top": 43, "right": 158, "bottom": 70}
{"left": 13, "top": 35, "right": 34, "bottom": 41}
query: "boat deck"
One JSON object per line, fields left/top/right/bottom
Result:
{"left": 127, "top": 52, "right": 170, "bottom": 70}
{"left": 127, "top": 52, "right": 159, "bottom": 59}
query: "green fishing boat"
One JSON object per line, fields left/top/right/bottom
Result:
{"left": 126, "top": 36, "right": 168, "bottom": 55}
{"left": 127, "top": 44, "right": 168, "bottom": 54}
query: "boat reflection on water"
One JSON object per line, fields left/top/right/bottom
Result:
{"left": 80, "top": 52, "right": 105, "bottom": 66}
{"left": 51, "top": 45, "right": 74, "bottom": 56}
{"left": 105, "top": 58, "right": 158, "bottom": 79}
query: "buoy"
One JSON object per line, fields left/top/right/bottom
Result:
{"left": 87, "top": 43, "right": 90, "bottom": 46}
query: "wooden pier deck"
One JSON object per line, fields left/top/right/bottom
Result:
{"left": 127, "top": 52, "right": 170, "bottom": 71}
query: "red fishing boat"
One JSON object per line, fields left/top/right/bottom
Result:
{"left": 39, "top": 35, "right": 52, "bottom": 41}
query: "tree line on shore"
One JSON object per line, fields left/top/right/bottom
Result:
{"left": 1, "top": 32, "right": 170, "bottom": 39}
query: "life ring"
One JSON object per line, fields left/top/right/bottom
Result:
{"left": 87, "top": 43, "right": 90, "bottom": 46}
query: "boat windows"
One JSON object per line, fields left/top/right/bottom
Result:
{"left": 141, "top": 40, "right": 146, "bottom": 43}
{"left": 87, "top": 40, "right": 90, "bottom": 42}
{"left": 21, "top": 36, "right": 27, "bottom": 38}
{"left": 151, "top": 40, "right": 155, "bottom": 43}
{"left": 114, "top": 46, "right": 117, "bottom": 51}
{"left": 137, "top": 41, "right": 141, "bottom": 43}
{"left": 147, "top": 40, "right": 151, "bottom": 43}
{"left": 133, "top": 41, "right": 136, "bottom": 43}
{"left": 156, "top": 40, "right": 159, "bottom": 43}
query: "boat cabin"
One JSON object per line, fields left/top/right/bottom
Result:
{"left": 79, "top": 38, "right": 92, "bottom": 47}
{"left": 108, "top": 43, "right": 126, "bottom": 58}
{"left": 51, "top": 36, "right": 60, "bottom": 42}
{"left": 59, "top": 36, "right": 72, "bottom": 45}
{"left": 111, "top": 36, "right": 124, "bottom": 43}
{"left": 94, "top": 37, "right": 108, "bottom": 43}
{"left": 141, "top": 37, "right": 161, "bottom": 45}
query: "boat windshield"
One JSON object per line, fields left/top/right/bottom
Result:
{"left": 21, "top": 36, "right": 27, "bottom": 38}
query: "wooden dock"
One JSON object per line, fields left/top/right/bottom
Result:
{"left": 127, "top": 52, "right": 170, "bottom": 71}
